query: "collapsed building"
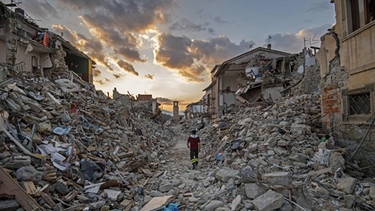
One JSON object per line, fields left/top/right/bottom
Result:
{"left": 202, "top": 45, "right": 320, "bottom": 119}
{"left": 0, "top": 2, "right": 95, "bottom": 84}
{"left": 0, "top": 3, "right": 169, "bottom": 210}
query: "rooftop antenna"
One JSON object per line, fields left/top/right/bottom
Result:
{"left": 267, "top": 35, "right": 272, "bottom": 45}
{"left": 303, "top": 37, "right": 308, "bottom": 49}
{"left": 265, "top": 35, "right": 272, "bottom": 49}
{"left": 309, "top": 33, "right": 320, "bottom": 46}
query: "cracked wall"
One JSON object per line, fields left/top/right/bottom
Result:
{"left": 0, "top": 4, "right": 17, "bottom": 80}
{"left": 317, "top": 0, "right": 375, "bottom": 175}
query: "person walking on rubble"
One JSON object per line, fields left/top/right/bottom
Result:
{"left": 187, "top": 129, "right": 200, "bottom": 169}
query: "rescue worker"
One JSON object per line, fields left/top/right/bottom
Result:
{"left": 187, "top": 129, "right": 200, "bottom": 169}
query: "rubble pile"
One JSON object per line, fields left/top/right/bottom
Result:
{"left": 0, "top": 74, "right": 374, "bottom": 211}
{"left": 0, "top": 74, "right": 175, "bottom": 210}
{"left": 160, "top": 93, "right": 374, "bottom": 211}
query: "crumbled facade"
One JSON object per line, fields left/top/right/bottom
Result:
{"left": 317, "top": 0, "right": 375, "bottom": 174}
{"left": 185, "top": 101, "right": 204, "bottom": 120}
{"left": 0, "top": 3, "right": 94, "bottom": 83}
{"left": 203, "top": 46, "right": 296, "bottom": 119}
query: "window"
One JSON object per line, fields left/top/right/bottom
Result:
{"left": 348, "top": 92, "right": 371, "bottom": 115}
{"left": 31, "top": 56, "right": 38, "bottom": 71}
{"left": 347, "top": 0, "right": 375, "bottom": 33}
{"left": 343, "top": 84, "right": 374, "bottom": 122}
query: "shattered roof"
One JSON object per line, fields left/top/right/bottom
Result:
{"left": 214, "top": 47, "right": 291, "bottom": 77}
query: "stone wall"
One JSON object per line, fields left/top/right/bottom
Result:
{"left": 1, "top": 9, "right": 17, "bottom": 80}
{"left": 292, "top": 64, "right": 320, "bottom": 96}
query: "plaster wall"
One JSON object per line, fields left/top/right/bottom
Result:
{"left": 316, "top": 0, "right": 375, "bottom": 175}
{"left": 262, "top": 86, "right": 283, "bottom": 103}
{"left": 221, "top": 71, "right": 239, "bottom": 105}
{"left": 0, "top": 41, "right": 5, "bottom": 62}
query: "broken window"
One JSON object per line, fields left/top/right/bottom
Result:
{"left": 343, "top": 85, "right": 374, "bottom": 122}
{"left": 348, "top": 92, "right": 371, "bottom": 115}
{"left": 347, "top": 0, "right": 375, "bottom": 33}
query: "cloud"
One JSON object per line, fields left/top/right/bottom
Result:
{"left": 52, "top": 25, "right": 75, "bottom": 42}
{"left": 269, "top": 24, "right": 331, "bottom": 53}
{"left": 306, "top": 1, "right": 332, "bottom": 13}
{"left": 50, "top": 0, "right": 181, "bottom": 87}
{"left": 58, "top": 0, "right": 175, "bottom": 32}
{"left": 190, "top": 37, "right": 251, "bottom": 64}
{"left": 46, "top": 2, "right": 258, "bottom": 86}
{"left": 117, "top": 60, "right": 139, "bottom": 76}
{"left": 170, "top": 18, "right": 209, "bottom": 32}
{"left": 155, "top": 33, "right": 253, "bottom": 82}
{"left": 94, "top": 79, "right": 105, "bottom": 85}
{"left": 114, "top": 45, "right": 146, "bottom": 63}
{"left": 156, "top": 34, "right": 193, "bottom": 68}
{"left": 21, "top": 0, "right": 59, "bottom": 19}
{"left": 93, "top": 69, "right": 101, "bottom": 77}
{"left": 56, "top": 0, "right": 105, "bottom": 10}
{"left": 157, "top": 97, "right": 174, "bottom": 104}
{"left": 52, "top": 24, "right": 115, "bottom": 72}
{"left": 144, "top": 74, "right": 154, "bottom": 79}
{"left": 213, "top": 16, "right": 229, "bottom": 25}
{"left": 50, "top": 1, "right": 253, "bottom": 85}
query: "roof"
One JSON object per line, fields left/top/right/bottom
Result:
{"left": 203, "top": 80, "right": 216, "bottom": 91}
{"left": 54, "top": 33, "right": 91, "bottom": 60}
{"left": 214, "top": 47, "right": 291, "bottom": 77}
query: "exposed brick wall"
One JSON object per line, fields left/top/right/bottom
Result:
{"left": 321, "top": 86, "right": 341, "bottom": 131}
{"left": 322, "top": 87, "right": 340, "bottom": 113}
{"left": 318, "top": 52, "right": 348, "bottom": 133}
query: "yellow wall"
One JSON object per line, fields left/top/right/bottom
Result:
{"left": 335, "top": 0, "right": 375, "bottom": 90}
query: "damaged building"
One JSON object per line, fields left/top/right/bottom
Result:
{"left": 317, "top": 0, "right": 375, "bottom": 175}
{"left": 202, "top": 45, "right": 319, "bottom": 119}
{"left": 0, "top": 2, "right": 95, "bottom": 83}
{"left": 185, "top": 101, "right": 204, "bottom": 120}
{"left": 202, "top": 46, "right": 291, "bottom": 119}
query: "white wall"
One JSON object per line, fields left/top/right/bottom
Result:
{"left": 262, "top": 86, "right": 284, "bottom": 103}
{"left": 14, "top": 44, "right": 52, "bottom": 72}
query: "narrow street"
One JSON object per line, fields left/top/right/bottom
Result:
{"left": 146, "top": 130, "right": 222, "bottom": 211}
{"left": 1, "top": 1, "right": 375, "bottom": 210}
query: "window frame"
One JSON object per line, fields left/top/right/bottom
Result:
{"left": 31, "top": 56, "right": 38, "bottom": 71}
{"left": 345, "top": 0, "right": 375, "bottom": 34}
{"left": 343, "top": 84, "right": 375, "bottom": 122}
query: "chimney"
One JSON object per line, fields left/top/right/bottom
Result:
{"left": 267, "top": 43, "right": 271, "bottom": 49}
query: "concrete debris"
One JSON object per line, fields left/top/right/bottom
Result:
{"left": 0, "top": 14, "right": 373, "bottom": 210}
{"left": 252, "top": 190, "right": 284, "bottom": 211}
{"left": 164, "top": 92, "right": 374, "bottom": 210}
{"left": 0, "top": 75, "right": 374, "bottom": 211}
{"left": 0, "top": 73, "right": 175, "bottom": 210}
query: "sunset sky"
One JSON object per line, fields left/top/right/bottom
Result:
{"left": 16, "top": 0, "right": 335, "bottom": 111}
